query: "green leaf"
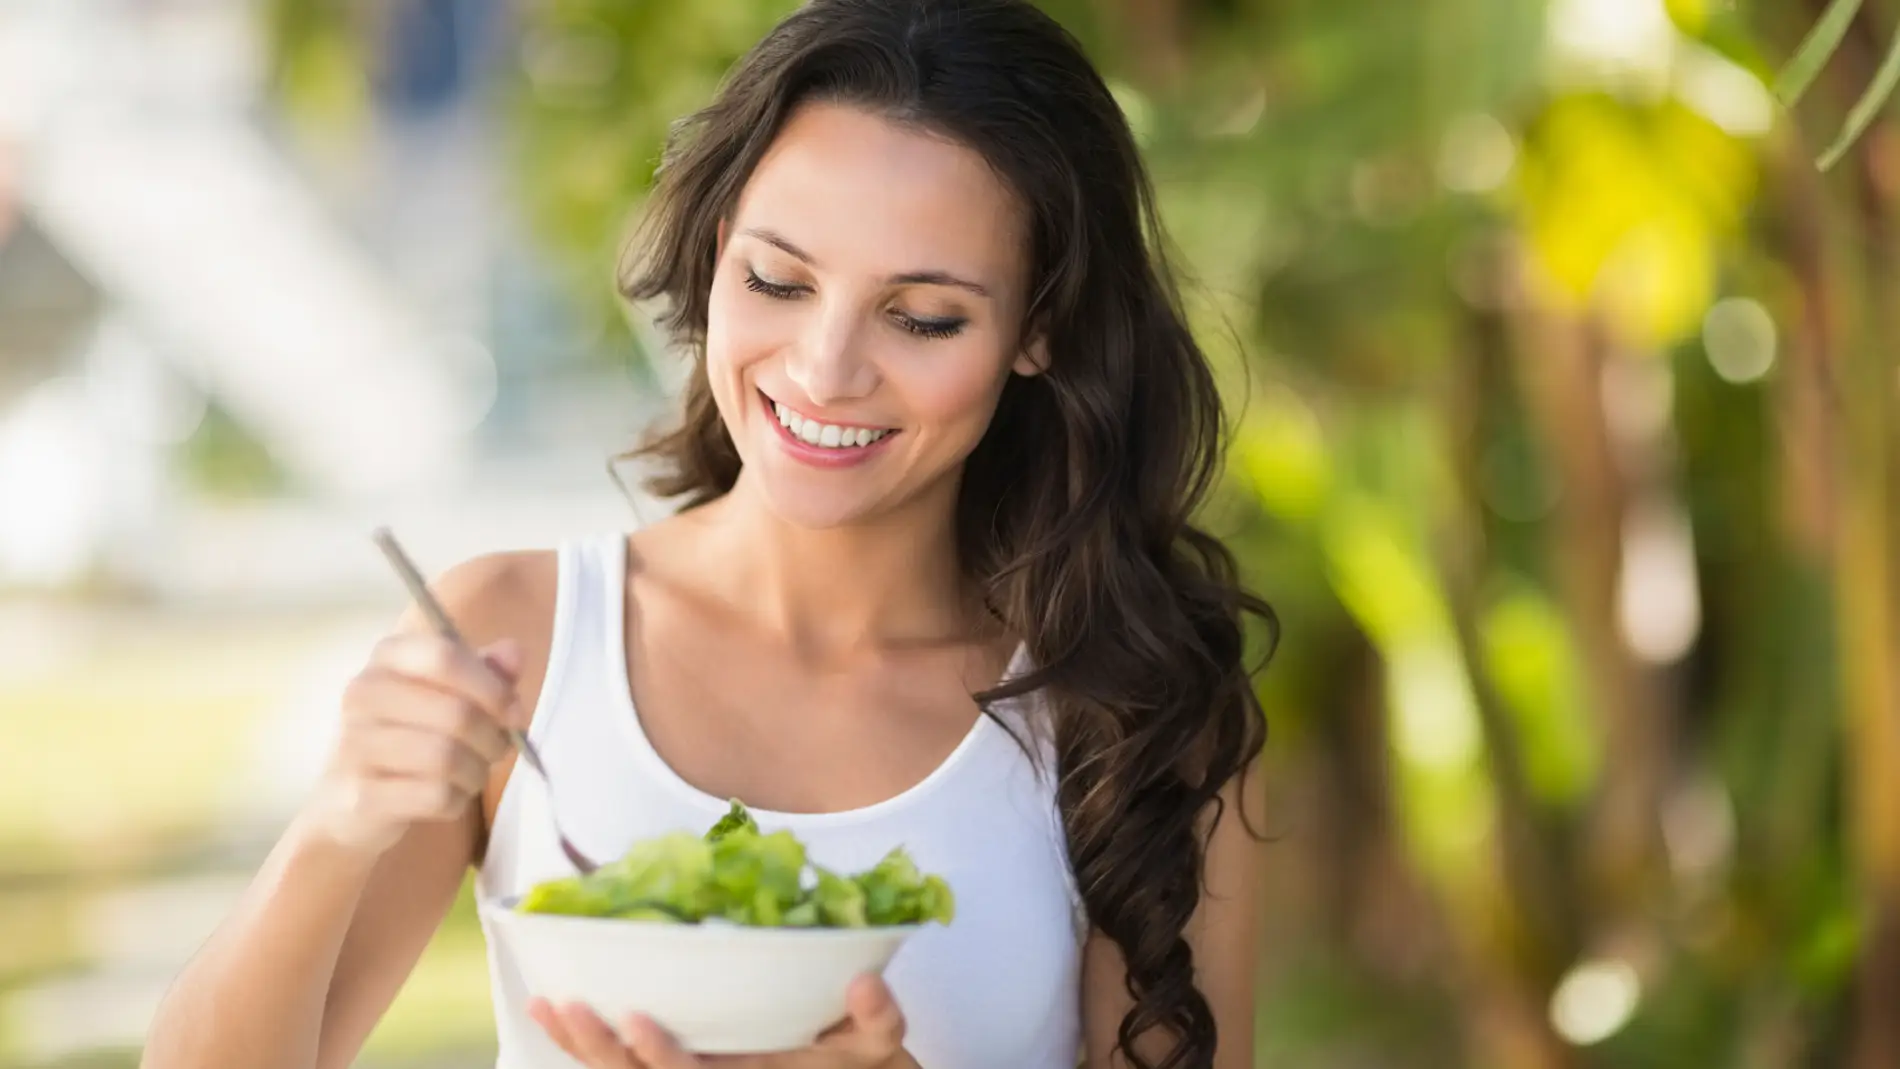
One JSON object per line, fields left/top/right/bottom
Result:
{"left": 707, "top": 827, "right": 807, "bottom": 925}
{"left": 1817, "top": 23, "right": 1900, "bottom": 171}
{"left": 517, "top": 816, "right": 952, "bottom": 928}
{"left": 593, "top": 832, "right": 717, "bottom": 918}
{"left": 1773, "top": 0, "right": 1862, "bottom": 107}
{"left": 517, "top": 832, "right": 716, "bottom": 920}
{"left": 918, "top": 875, "right": 956, "bottom": 925}
{"left": 517, "top": 876, "right": 613, "bottom": 917}
{"left": 704, "top": 798, "right": 759, "bottom": 842}
{"left": 852, "top": 847, "right": 954, "bottom": 925}
{"left": 812, "top": 866, "right": 869, "bottom": 928}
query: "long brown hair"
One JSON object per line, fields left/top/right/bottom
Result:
{"left": 617, "top": 2, "right": 1275, "bottom": 1065}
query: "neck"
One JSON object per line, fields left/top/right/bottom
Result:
{"left": 689, "top": 468, "right": 977, "bottom": 656}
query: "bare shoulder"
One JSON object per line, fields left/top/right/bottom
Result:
{"left": 418, "top": 547, "right": 561, "bottom": 728}
{"left": 421, "top": 548, "right": 560, "bottom": 635}
{"left": 417, "top": 548, "right": 562, "bottom": 690}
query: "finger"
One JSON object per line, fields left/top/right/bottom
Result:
{"left": 841, "top": 974, "right": 906, "bottom": 1055}
{"left": 528, "top": 998, "right": 589, "bottom": 1064}
{"left": 561, "top": 1002, "right": 640, "bottom": 1068}
{"left": 373, "top": 632, "right": 518, "bottom": 721}
{"left": 478, "top": 640, "right": 530, "bottom": 732}
{"left": 388, "top": 675, "right": 517, "bottom": 759}
{"left": 621, "top": 1014, "right": 703, "bottom": 1069}
{"left": 482, "top": 638, "right": 523, "bottom": 681}
{"left": 360, "top": 722, "right": 496, "bottom": 794}
{"left": 347, "top": 670, "right": 516, "bottom": 761}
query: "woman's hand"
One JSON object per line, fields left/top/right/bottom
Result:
{"left": 303, "top": 632, "right": 524, "bottom": 857}
{"left": 527, "top": 973, "right": 912, "bottom": 1068}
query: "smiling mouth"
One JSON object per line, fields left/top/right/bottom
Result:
{"left": 760, "top": 390, "right": 898, "bottom": 450}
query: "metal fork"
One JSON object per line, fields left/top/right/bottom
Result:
{"left": 372, "top": 527, "right": 600, "bottom": 875}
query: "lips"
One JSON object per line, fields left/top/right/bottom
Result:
{"left": 758, "top": 389, "right": 899, "bottom": 468}
{"left": 770, "top": 401, "right": 895, "bottom": 449}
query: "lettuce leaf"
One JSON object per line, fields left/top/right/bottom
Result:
{"left": 855, "top": 847, "right": 956, "bottom": 926}
{"left": 704, "top": 798, "right": 759, "bottom": 843}
{"left": 516, "top": 802, "right": 954, "bottom": 928}
{"left": 811, "top": 865, "right": 869, "bottom": 928}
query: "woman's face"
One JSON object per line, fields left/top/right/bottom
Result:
{"left": 704, "top": 101, "right": 1042, "bottom": 531}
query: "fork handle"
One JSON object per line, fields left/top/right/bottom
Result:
{"left": 371, "top": 527, "right": 550, "bottom": 778}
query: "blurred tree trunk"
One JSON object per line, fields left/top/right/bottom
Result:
{"left": 1319, "top": 629, "right": 1401, "bottom": 945}
{"left": 1788, "top": 2, "right": 1900, "bottom": 1062}
{"left": 1767, "top": 130, "right": 1840, "bottom": 564}
{"left": 1509, "top": 304, "right": 1672, "bottom": 926}
{"left": 1839, "top": 122, "right": 1900, "bottom": 1069}
{"left": 1441, "top": 303, "right": 1575, "bottom": 979}
{"left": 1435, "top": 308, "right": 1578, "bottom": 1069}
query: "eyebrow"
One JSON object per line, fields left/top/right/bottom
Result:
{"left": 739, "top": 226, "right": 992, "bottom": 299}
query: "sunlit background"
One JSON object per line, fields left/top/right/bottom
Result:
{"left": 4, "top": 0, "right": 1899, "bottom": 1066}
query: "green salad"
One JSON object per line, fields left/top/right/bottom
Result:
{"left": 514, "top": 801, "right": 955, "bottom": 928}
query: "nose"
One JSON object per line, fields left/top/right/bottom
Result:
{"left": 783, "top": 302, "right": 878, "bottom": 406}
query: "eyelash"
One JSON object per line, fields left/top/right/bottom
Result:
{"left": 742, "top": 267, "right": 967, "bottom": 340}
{"left": 742, "top": 268, "right": 803, "bottom": 301}
{"left": 900, "top": 316, "right": 965, "bottom": 340}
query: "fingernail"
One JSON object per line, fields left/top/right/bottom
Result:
{"left": 621, "top": 1015, "right": 667, "bottom": 1052}
{"left": 486, "top": 639, "right": 522, "bottom": 678}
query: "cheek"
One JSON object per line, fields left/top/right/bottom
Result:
{"left": 702, "top": 280, "right": 743, "bottom": 373}
{"left": 897, "top": 345, "right": 1015, "bottom": 437}
{"left": 706, "top": 280, "right": 797, "bottom": 376}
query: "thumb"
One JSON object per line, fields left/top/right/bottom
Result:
{"left": 842, "top": 974, "right": 905, "bottom": 1054}
{"left": 481, "top": 638, "right": 522, "bottom": 682}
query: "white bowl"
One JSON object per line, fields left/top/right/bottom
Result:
{"left": 479, "top": 896, "right": 921, "bottom": 1054}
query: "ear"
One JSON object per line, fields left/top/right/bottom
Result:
{"left": 1012, "top": 331, "right": 1050, "bottom": 378}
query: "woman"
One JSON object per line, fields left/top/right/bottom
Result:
{"left": 141, "top": 1, "right": 1274, "bottom": 1067}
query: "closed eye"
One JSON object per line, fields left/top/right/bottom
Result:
{"left": 746, "top": 265, "right": 963, "bottom": 338}
{"left": 743, "top": 267, "right": 806, "bottom": 300}
{"left": 891, "top": 311, "right": 967, "bottom": 340}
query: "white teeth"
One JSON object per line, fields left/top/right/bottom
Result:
{"left": 768, "top": 398, "right": 891, "bottom": 448}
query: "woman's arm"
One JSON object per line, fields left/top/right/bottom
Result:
{"left": 138, "top": 806, "right": 481, "bottom": 1069}
{"left": 140, "top": 552, "right": 556, "bottom": 1069}
{"left": 1080, "top": 757, "right": 1267, "bottom": 1069}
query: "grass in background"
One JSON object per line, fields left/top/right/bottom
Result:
{"left": 0, "top": 626, "right": 298, "bottom": 866}
{"left": 0, "top": 612, "right": 494, "bottom": 1069}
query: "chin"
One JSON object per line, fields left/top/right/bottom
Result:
{"left": 754, "top": 479, "right": 886, "bottom": 530}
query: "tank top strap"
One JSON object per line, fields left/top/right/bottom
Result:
{"left": 526, "top": 532, "right": 625, "bottom": 736}
{"left": 479, "top": 532, "right": 625, "bottom": 889}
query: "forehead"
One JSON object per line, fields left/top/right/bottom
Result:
{"left": 731, "top": 102, "right": 1028, "bottom": 288}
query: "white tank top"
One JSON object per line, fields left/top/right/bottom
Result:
{"left": 476, "top": 533, "right": 1087, "bottom": 1068}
